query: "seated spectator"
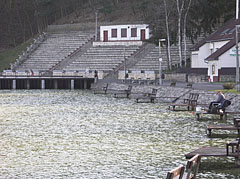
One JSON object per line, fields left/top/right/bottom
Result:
{"left": 208, "top": 91, "right": 225, "bottom": 113}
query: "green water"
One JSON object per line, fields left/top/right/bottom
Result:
{"left": 0, "top": 90, "right": 239, "bottom": 178}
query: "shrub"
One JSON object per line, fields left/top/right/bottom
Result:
{"left": 223, "top": 83, "right": 235, "bottom": 89}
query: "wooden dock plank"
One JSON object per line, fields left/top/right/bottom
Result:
{"left": 185, "top": 146, "right": 226, "bottom": 159}
{"left": 207, "top": 124, "right": 239, "bottom": 130}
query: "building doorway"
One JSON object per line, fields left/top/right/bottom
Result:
{"left": 103, "top": 31, "right": 108, "bottom": 42}
{"left": 141, "top": 29, "right": 145, "bottom": 41}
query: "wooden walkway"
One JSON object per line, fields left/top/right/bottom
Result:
{"left": 185, "top": 146, "right": 227, "bottom": 159}
{"left": 206, "top": 124, "right": 240, "bottom": 136}
{"left": 196, "top": 111, "right": 240, "bottom": 120}
{"left": 185, "top": 140, "right": 240, "bottom": 166}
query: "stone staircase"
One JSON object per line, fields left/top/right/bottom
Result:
{"left": 129, "top": 37, "right": 201, "bottom": 72}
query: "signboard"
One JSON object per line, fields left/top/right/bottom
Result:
{"left": 230, "top": 48, "right": 240, "bottom": 56}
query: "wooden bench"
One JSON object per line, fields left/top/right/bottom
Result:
{"left": 183, "top": 154, "right": 201, "bottom": 179}
{"left": 186, "top": 82, "right": 193, "bottom": 88}
{"left": 196, "top": 111, "right": 226, "bottom": 120}
{"left": 169, "top": 93, "right": 199, "bottom": 111}
{"left": 206, "top": 118, "right": 240, "bottom": 136}
{"left": 166, "top": 165, "right": 185, "bottom": 179}
{"left": 113, "top": 85, "right": 132, "bottom": 98}
{"left": 196, "top": 110, "right": 239, "bottom": 120}
{"left": 226, "top": 139, "right": 240, "bottom": 157}
{"left": 166, "top": 155, "right": 201, "bottom": 179}
{"left": 93, "top": 83, "right": 108, "bottom": 94}
{"left": 136, "top": 88, "right": 157, "bottom": 103}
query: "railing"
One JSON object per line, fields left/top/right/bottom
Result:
{"left": 11, "top": 32, "right": 48, "bottom": 71}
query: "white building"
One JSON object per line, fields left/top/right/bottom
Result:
{"left": 99, "top": 24, "right": 150, "bottom": 42}
{"left": 191, "top": 19, "right": 240, "bottom": 82}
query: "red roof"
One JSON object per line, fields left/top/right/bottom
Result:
{"left": 205, "top": 35, "right": 240, "bottom": 61}
{"left": 192, "top": 19, "right": 240, "bottom": 51}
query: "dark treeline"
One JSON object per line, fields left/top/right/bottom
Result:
{"left": 0, "top": 0, "right": 95, "bottom": 49}
{"left": 0, "top": 0, "right": 236, "bottom": 50}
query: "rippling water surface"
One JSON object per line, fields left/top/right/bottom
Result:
{"left": 0, "top": 90, "right": 239, "bottom": 178}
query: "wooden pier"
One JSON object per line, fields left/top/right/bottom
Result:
{"left": 196, "top": 111, "right": 226, "bottom": 120}
{"left": 185, "top": 139, "right": 240, "bottom": 167}
{"left": 185, "top": 146, "right": 227, "bottom": 159}
{"left": 0, "top": 76, "right": 94, "bottom": 90}
{"left": 206, "top": 118, "right": 240, "bottom": 136}
{"left": 206, "top": 124, "right": 240, "bottom": 136}
{"left": 195, "top": 109, "right": 240, "bottom": 120}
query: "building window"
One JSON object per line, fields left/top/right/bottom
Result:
{"left": 131, "top": 28, "right": 137, "bottom": 37}
{"left": 112, "top": 29, "right": 117, "bottom": 38}
{"left": 121, "top": 28, "right": 127, "bottom": 37}
{"left": 212, "top": 65, "right": 215, "bottom": 75}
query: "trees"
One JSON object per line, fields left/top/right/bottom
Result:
{"left": 0, "top": 0, "right": 91, "bottom": 49}
{"left": 0, "top": 0, "right": 236, "bottom": 51}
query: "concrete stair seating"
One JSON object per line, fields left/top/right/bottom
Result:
{"left": 130, "top": 46, "right": 168, "bottom": 72}
{"left": 15, "top": 31, "right": 94, "bottom": 71}
{"left": 72, "top": 61, "right": 122, "bottom": 65}
{"left": 130, "top": 37, "right": 193, "bottom": 72}
{"left": 130, "top": 65, "right": 168, "bottom": 71}
{"left": 67, "top": 63, "right": 117, "bottom": 69}
{"left": 18, "top": 65, "right": 55, "bottom": 69}
{"left": 64, "top": 45, "right": 140, "bottom": 73}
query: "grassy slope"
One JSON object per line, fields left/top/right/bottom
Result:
{"left": 212, "top": 89, "right": 240, "bottom": 94}
{"left": 0, "top": 39, "right": 32, "bottom": 72}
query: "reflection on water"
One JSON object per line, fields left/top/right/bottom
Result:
{"left": 0, "top": 90, "right": 239, "bottom": 178}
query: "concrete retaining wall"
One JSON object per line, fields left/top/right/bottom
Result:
{"left": 164, "top": 73, "right": 186, "bottom": 82}
{"left": 220, "top": 75, "right": 235, "bottom": 82}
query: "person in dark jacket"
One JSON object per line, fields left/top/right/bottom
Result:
{"left": 208, "top": 90, "right": 225, "bottom": 111}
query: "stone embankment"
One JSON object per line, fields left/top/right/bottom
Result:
{"left": 92, "top": 82, "right": 240, "bottom": 113}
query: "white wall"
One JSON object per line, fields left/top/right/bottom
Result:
{"left": 100, "top": 24, "right": 150, "bottom": 42}
{"left": 207, "top": 43, "right": 240, "bottom": 82}
{"left": 191, "top": 51, "right": 199, "bottom": 67}
{"left": 218, "top": 48, "right": 238, "bottom": 67}
{"left": 191, "top": 40, "right": 229, "bottom": 68}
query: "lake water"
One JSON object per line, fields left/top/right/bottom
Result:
{"left": 0, "top": 90, "right": 239, "bottom": 178}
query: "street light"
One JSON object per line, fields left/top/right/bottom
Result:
{"left": 236, "top": 25, "right": 240, "bottom": 91}
{"left": 159, "top": 39, "right": 166, "bottom": 85}
{"left": 124, "top": 47, "right": 127, "bottom": 83}
{"left": 236, "top": 0, "right": 240, "bottom": 91}
{"left": 95, "top": 11, "right": 98, "bottom": 41}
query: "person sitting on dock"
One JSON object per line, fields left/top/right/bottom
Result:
{"left": 208, "top": 91, "right": 226, "bottom": 113}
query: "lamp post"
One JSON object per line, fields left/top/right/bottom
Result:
{"left": 159, "top": 39, "right": 166, "bottom": 85}
{"left": 236, "top": 0, "right": 240, "bottom": 91}
{"left": 95, "top": 11, "right": 98, "bottom": 41}
{"left": 124, "top": 47, "right": 127, "bottom": 83}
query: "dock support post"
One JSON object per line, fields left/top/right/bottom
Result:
{"left": 12, "top": 80, "right": 16, "bottom": 89}
{"left": 26, "top": 80, "right": 30, "bottom": 89}
{"left": 41, "top": 80, "right": 45, "bottom": 89}
{"left": 54, "top": 80, "right": 58, "bottom": 89}
{"left": 71, "top": 79, "right": 74, "bottom": 90}
{"left": 235, "top": 157, "right": 240, "bottom": 167}
{"left": 84, "top": 79, "right": 87, "bottom": 89}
